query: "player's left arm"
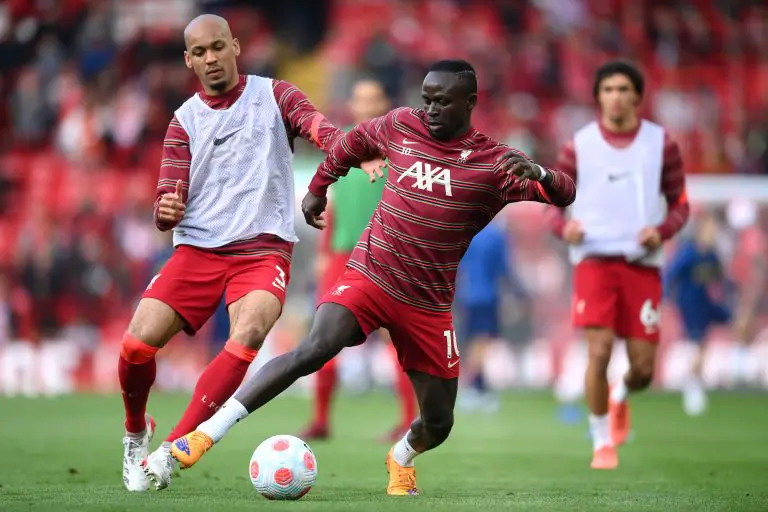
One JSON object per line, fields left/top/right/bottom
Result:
{"left": 655, "top": 134, "right": 690, "bottom": 242}
{"left": 272, "top": 79, "right": 345, "bottom": 152}
{"left": 496, "top": 148, "right": 576, "bottom": 207}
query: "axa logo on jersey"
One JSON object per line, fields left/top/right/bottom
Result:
{"left": 397, "top": 161, "right": 453, "bottom": 196}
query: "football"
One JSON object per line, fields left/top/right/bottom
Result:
{"left": 248, "top": 435, "right": 318, "bottom": 500}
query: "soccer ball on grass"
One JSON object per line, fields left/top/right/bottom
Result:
{"left": 249, "top": 435, "right": 317, "bottom": 500}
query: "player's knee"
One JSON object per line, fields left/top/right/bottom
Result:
{"left": 230, "top": 321, "right": 270, "bottom": 350}
{"left": 291, "top": 337, "right": 336, "bottom": 376}
{"left": 126, "top": 319, "right": 166, "bottom": 349}
{"left": 630, "top": 361, "right": 654, "bottom": 389}
{"left": 127, "top": 299, "right": 180, "bottom": 348}
{"left": 422, "top": 412, "right": 454, "bottom": 447}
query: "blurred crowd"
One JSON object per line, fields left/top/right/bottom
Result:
{"left": 0, "top": 0, "right": 767, "bottom": 373}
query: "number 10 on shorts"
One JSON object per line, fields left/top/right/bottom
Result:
{"left": 444, "top": 330, "right": 460, "bottom": 360}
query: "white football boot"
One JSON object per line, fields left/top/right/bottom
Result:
{"left": 142, "top": 442, "right": 176, "bottom": 490}
{"left": 122, "top": 414, "right": 156, "bottom": 492}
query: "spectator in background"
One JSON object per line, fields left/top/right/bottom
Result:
{"left": 455, "top": 218, "right": 529, "bottom": 413}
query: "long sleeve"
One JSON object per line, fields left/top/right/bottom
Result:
{"left": 308, "top": 108, "right": 397, "bottom": 196}
{"left": 657, "top": 133, "right": 690, "bottom": 241}
{"left": 272, "top": 79, "right": 344, "bottom": 152}
{"left": 499, "top": 147, "right": 576, "bottom": 207}
{"left": 153, "top": 116, "right": 190, "bottom": 232}
{"left": 549, "top": 140, "right": 578, "bottom": 238}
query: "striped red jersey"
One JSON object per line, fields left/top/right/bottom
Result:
{"left": 551, "top": 122, "right": 688, "bottom": 241}
{"left": 155, "top": 75, "right": 343, "bottom": 257}
{"left": 309, "top": 107, "right": 575, "bottom": 312}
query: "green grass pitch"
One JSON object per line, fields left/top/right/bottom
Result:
{"left": 0, "top": 391, "right": 766, "bottom": 511}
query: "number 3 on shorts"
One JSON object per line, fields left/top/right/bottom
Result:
{"left": 272, "top": 265, "right": 287, "bottom": 291}
{"left": 443, "top": 329, "right": 460, "bottom": 360}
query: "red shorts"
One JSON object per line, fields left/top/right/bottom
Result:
{"left": 142, "top": 245, "right": 292, "bottom": 334}
{"left": 320, "top": 269, "right": 459, "bottom": 379}
{"left": 317, "top": 251, "right": 352, "bottom": 297}
{"left": 572, "top": 258, "right": 662, "bottom": 342}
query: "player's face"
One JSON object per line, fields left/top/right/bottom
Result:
{"left": 696, "top": 215, "right": 719, "bottom": 247}
{"left": 184, "top": 24, "right": 240, "bottom": 94}
{"left": 349, "top": 81, "right": 389, "bottom": 123}
{"left": 421, "top": 72, "right": 476, "bottom": 141}
{"left": 597, "top": 73, "right": 639, "bottom": 123}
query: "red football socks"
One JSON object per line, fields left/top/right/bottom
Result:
{"left": 165, "top": 340, "right": 257, "bottom": 442}
{"left": 119, "top": 333, "right": 159, "bottom": 434}
{"left": 313, "top": 358, "right": 337, "bottom": 428}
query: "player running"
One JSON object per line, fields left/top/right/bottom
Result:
{"left": 299, "top": 78, "right": 417, "bottom": 442}
{"left": 170, "top": 59, "right": 575, "bottom": 495}
{"left": 120, "top": 14, "right": 381, "bottom": 491}
{"left": 551, "top": 60, "right": 689, "bottom": 469}
{"left": 664, "top": 212, "right": 731, "bottom": 416}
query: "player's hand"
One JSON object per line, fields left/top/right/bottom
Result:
{"left": 563, "top": 219, "right": 584, "bottom": 245}
{"left": 638, "top": 227, "right": 662, "bottom": 251}
{"left": 360, "top": 158, "right": 387, "bottom": 183}
{"left": 302, "top": 191, "right": 328, "bottom": 230}
{"left": 497, "top": 152, "right": 542, "bottom": 181}
{"left": 157, "top": 179, "right": 186, "bottom": 225}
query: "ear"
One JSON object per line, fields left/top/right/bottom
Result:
{"left": 184, "top": 50, "right": 192, "bottom": 70}
{"left": 467, "top": 93, "right": 478, "bottom": 112}
{"left": 232, "top": 38, "right": 241, "bottom": 57}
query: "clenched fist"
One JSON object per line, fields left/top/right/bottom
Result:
{"left": 562, "top": 219, "right": 584, "bottom": 245}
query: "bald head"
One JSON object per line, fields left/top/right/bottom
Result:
{"left": 184, "top": 14, "right": 232, "bottom": 49}
{"left": 183, "top": 14, "right": 240, "bottom": 96}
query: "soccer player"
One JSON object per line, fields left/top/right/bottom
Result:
{"left": 664, "top": 212, "right": 731, "bottom": 416}
{"left": 551, "top": 60, "right": 689, "bottom": 469}
{"left": 299, "top": 78, "right": 417, "bottom": 442}
{"left": 170, "top": 60, "right": 575, "bottom": 495}
{"left": 120, "top": 14, "right": 381, "bottom": 491}
{"left": 455, "top": 219, "right": 528, "bottom": 413}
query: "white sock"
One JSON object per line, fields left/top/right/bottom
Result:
{"left": 392, "top": 432, "right": 418, "bottom": 467}
{"left": 588, "top": 414, "right": 611, "bottom": 451}
{"left": 610, "top": 378, "right": 628, "bottom": 403}
{"left": 198, "top": 397, "right": 249, "bottom": 443}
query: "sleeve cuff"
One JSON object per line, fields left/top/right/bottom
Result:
{"left": 308, "top": 173, "right": 333, "bottom": 197}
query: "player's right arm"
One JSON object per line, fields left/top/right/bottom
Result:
{"left": 549, "top": 140, "right": 582, "bottom": 244}
{"left": 303, "top": 108, "right": 401, "bottom": 229}
{"left": 154, "top": 116, "right": 190, "bottom": 231}
{"left": 308, "top": 108, "right": 401, "bottom": 197}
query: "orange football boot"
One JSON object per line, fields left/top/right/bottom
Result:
{"left": 385, "top": 449, "right": 419, "bottom": 496}
{"left": 170, "top": 431, "right": 215, "bottom": 469}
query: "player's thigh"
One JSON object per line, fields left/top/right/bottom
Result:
{"left": 302, "top": 302, "right": 369, "bottom": 361}
{"left": 317, "top": 268, "right": 390, "bottom": 346}
{"left": 227, "top": 290, "right": 282, "bottom": 349}
{"left": 140, "top": 245, "right": 227, "bottom": 338}
{"left": 408, "top": 370, "right": 458, "bottom": 422}
{"left": 388, "top": 308, "right": 460, "bottom": 380}
{"left": 127, "top": 298, "right": 185, "bottom": 348}
{"left": 573, "top": 259, "right": 619, "bottom": 331}
{"left": 616, "top": 263, "right": 662, "bottom": 342}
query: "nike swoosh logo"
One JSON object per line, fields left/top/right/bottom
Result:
{"left": 448, "top": 359, "right": 460, "bottom": 369}
{"left": 213, "top": 127, "right": 244, "bottom": 146}
{"left": 402, "top": 139, "right": 417, "bottom": 145}
{"left": 608, "top": 172, "right": 630, "bottom": 181}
